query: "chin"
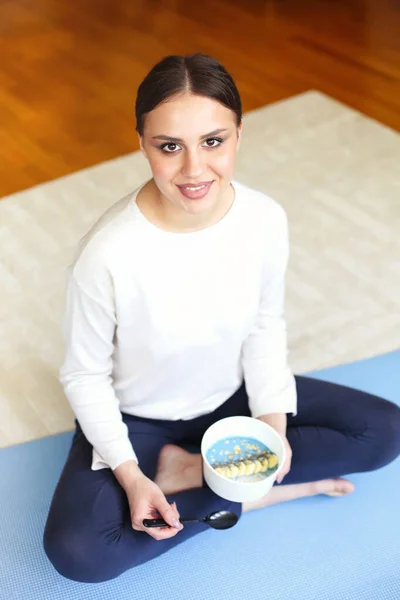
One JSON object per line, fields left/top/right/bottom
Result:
{"left": 180, "top": 191, "right": 218, "bottom": 214}
{"left": 183, "top": 200, "right": 214, "bottom": 215}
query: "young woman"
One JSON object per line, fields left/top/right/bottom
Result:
{"left": 43, "top": 54, "right": 400, "bottom": 583}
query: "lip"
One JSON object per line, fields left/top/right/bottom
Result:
{"left": 176, "top": 181, "right": 214, "bottom": 200}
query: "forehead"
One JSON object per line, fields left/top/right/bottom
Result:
{"left": 144, "top": 93, "right": 236, "bottom": 137}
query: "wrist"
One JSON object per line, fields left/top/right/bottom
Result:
{"left": 113, "top": 459, "right": 144, "bottom": 490}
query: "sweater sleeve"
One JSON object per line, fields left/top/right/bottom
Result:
{"left": 59, "top": 269, "right": 138, "bottom": 470}
{"left": 241, "top": 206, "right": 297, "bottom": 417}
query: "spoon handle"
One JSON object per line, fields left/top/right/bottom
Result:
{"left": 143, "top": 517, "right": 200, "bottom": 528}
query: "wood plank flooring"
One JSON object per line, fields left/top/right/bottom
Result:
{"left": 1, "top": 0, "right": 399, "bottom": 197}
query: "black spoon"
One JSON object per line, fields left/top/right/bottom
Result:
{"left": 143, "top": 510, "right": 238, "bottom": 530}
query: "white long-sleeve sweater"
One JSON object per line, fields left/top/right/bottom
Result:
{"left": 60, "top": 179, "right": 297, "bottom": 470}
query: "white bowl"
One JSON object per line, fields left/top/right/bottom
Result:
{"left": 201, "top": 416, "right": 286, "bottom": 503}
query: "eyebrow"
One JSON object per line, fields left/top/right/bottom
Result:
{"left": 151, "top": 128, "right": 229, "bottom": 142}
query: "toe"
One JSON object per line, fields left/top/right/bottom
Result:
{"left": 326, "top": 478, "right": 355, "bottom": 497}
{"left": 314, "top": 478, "right": 355, "bottom": 497}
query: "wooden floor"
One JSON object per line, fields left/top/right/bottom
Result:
{"left": 1, "top": 0, "right": 399, "bottom": 198}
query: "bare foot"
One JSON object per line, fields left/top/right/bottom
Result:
{"left": 155, "top": 446, "right": 356, "bottom": 511}
{"left": 243, "top": 478, "right": 355, "bottom": 513}
{"left": 313, "top": 478, "right": 355, "bottom": 497}
{"left": 155, "top": 444, "right": 203, "bottom": 495}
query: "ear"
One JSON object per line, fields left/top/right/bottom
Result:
{"left": 139, "top": 135, "right": 148, "bottom": 159}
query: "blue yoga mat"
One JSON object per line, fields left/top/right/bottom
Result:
{"left": 1, "top": 351, "right": 399, "bottom": 600}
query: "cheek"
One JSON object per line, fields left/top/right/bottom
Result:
{"left": 212, "top": 146, "right": 237, "bottom": 175}
{"left": 147, "top": 153, "right": 178, "bottom": 182}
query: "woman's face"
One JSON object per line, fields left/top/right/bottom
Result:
{"left": 139, "top": 93, "right": 242, "bottom": 217}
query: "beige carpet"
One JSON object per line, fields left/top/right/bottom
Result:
{"left": 1, "top": 90, "right": 399, "bottom": 448}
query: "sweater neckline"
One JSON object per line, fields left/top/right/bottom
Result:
{"left": 129, "top": 179, "right": 240, "bottom": 239}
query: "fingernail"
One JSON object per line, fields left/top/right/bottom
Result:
{"left": 173, "top": 520, "right": 181, "bottom": 528}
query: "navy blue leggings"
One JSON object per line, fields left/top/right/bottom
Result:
{"left": 43, "top": 376, "right": 400, "bottom": 583}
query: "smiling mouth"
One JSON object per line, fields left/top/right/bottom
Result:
{"left": 176, "top": 181, "right": 214, "bottom": 200}
{"left": 177, "top": 182, "right": 213, "bottom": 191}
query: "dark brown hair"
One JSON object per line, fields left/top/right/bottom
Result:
{"left": 135, "top": 53, "right": 242, "bottom": 136}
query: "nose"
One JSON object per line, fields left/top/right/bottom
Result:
{"left": 181, "top": 149, "right": 204, "bottom": 180}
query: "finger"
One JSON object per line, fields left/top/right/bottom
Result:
{"left": 142, "top": 506, "right": 182, "bottom": 540}
{"left": 172, "top": 502, "right": 181, "bottom": 520}
{"left": 149, "top": 503, "right": 177, "bottom": 519}
{"left": 131, "top": 502, "right": 154, "bottom": 531}
{"left": 135, "top": 514, "right": 179, "bottom": 539}
{"left": 132, "top": 515, "right": 146, "bottom": 531}
{"left": 132, "top": 516, "right": 180, "bottom": 536}
{"left": 132, "top": 501, "right": 182, "bottom": 533}
{"left": 146, "top": 526, "right": 181, "bottom": 541}
{"left": 277, "top": 462, "right": 291, "bottom": 484}
{"left": 280, "top": 465, "right": 292, "bottom": 483}
{"left": 155, "top": 494, "right": 182, "bottom": 529}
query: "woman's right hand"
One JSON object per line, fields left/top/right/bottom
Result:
{"left": 114, "top": 460, "right": 183, "bottom": 540}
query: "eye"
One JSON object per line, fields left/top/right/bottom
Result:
{"left": 160, "top": 142, "right": 181, "bottom": 153}
{"left": 203, "top": 137, "right": 223, "bottom": 148}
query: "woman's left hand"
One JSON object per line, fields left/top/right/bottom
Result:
{"left": 276, "top": 435, "right": 292, "bottom": 484}
{"left": 257, "top": 413, "right": 292, "bottom": 484}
